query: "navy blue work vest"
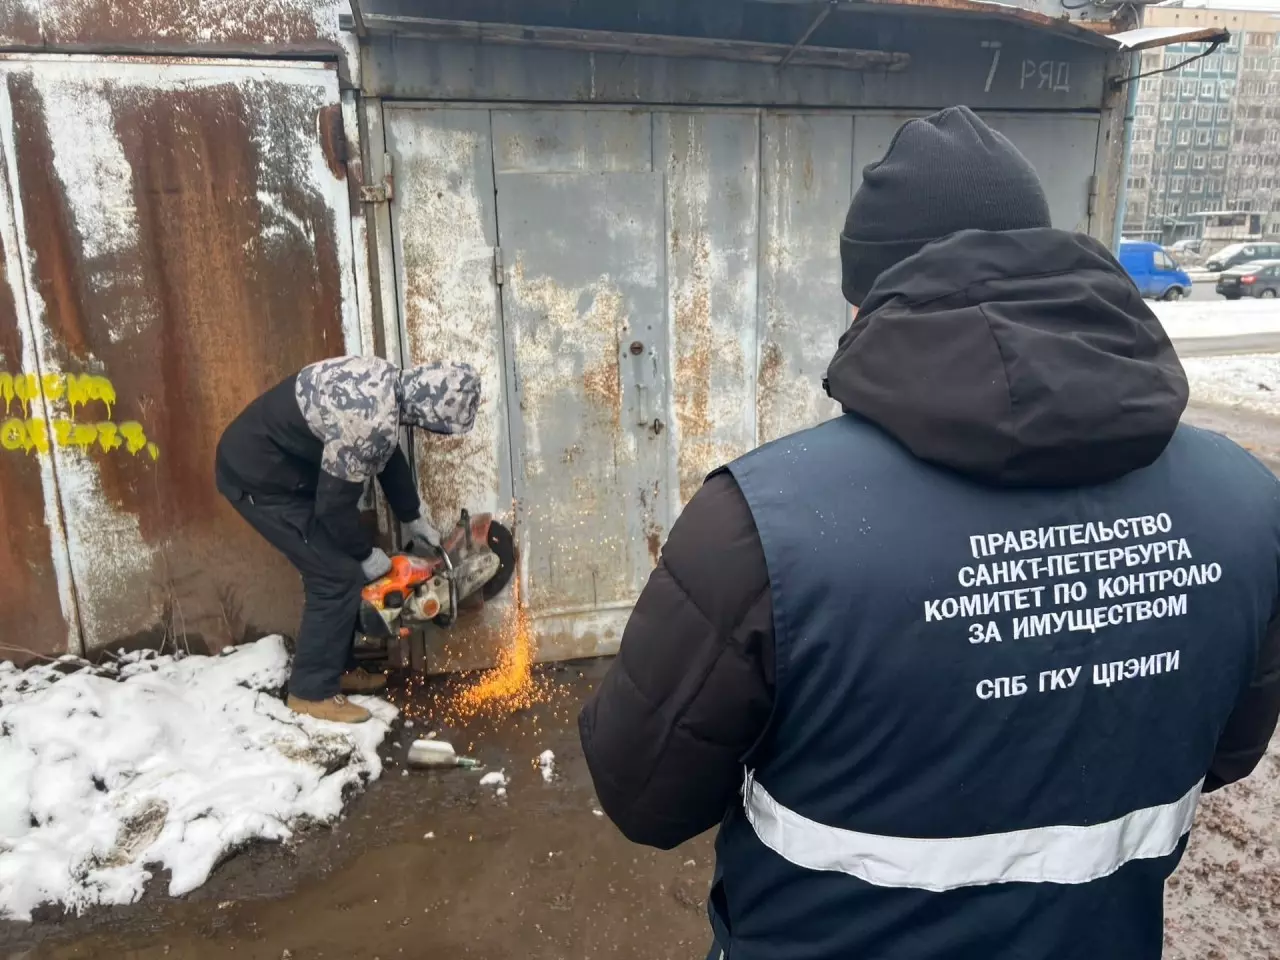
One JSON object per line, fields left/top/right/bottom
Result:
{"left": 711, "top": 414, "right": 1280, "bottom": 960}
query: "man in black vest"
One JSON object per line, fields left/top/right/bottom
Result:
{"left": 579, "top": 106, "right": 1280, "bottom": 959}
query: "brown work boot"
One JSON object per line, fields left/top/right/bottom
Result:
{"left": 340, "top": 668, "right": 388, "bottom": 695}
{"left": 286, "top": 694, "right": 371, "bottom": 724}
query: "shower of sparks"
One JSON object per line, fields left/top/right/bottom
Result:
{"left": 388, "top": 571, "right": 562, "bottom": 735}
{"left": 447, "top": 579, "right": 554, "bottom": 723}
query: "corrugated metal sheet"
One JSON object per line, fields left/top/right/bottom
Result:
{"left": 0, "top": 0, "right": 342, "bottom": 54}
{"left": 0, "top": 54, "right": 359, "bottom": 655}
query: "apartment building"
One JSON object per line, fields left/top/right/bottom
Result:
{"left": 1124, "top": 5, "right": 1280, "bottom": 246}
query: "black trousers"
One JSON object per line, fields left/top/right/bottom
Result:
{"left": 219, "top": 478, "right": 365, "bottom": 701}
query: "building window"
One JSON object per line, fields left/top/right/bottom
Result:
{"left": 1172, "top": 177, "right": 1185, "bottom": 194}
{"left": 1132, "top": 152, "right": 1152, "bottom": 169}
{"left": 1245, "top": 32, "right": 1274, "bottom": 47}
{"left": 1161, "top": 103, "right": 1176, "bottom": 121}
{"left": 1175, "top": 153, "right": 1189, "bottom": 169}
{"left": 1268, "top": 82, "right": 1280, "bottom": 96}
{"left": 1177, "top": 129, "right": 1192, "bottom": 146}
{"left": 1136, "top": 103, "right": 1155, "bottom": 118}
{"left": 1158, "top": 129, "right": 1172, "bottom": 146}
{"left": 1180, "top": 103, "right": 1195, "bottom": 121}
{"left": 1127, "top": 175, "right": 1148, "bottom": 191}
{"left": 1213, "top": 154, "right": 1226, "bottom": 169}
{"left": 1194, "top": 154, "right": 1208, "bottom": 170}
{"left": 1221, "top": 80, "right": 1236, "bottom": 98}
{"left": 1217, "top": 105, "right": 1230, "bottom": 122}
{"left": 1197, "top": 130, "right": 1211, "bottom": 146}
{"left": 1198, "top": 105, "right": 1213, "bottom": 122}
{"left": 1202, "top": 82, "right": 1216, "bottom": 97}
{"left": 1216, "top": 130, "right": 1230, "bottom": 147}
{"left": 1141, "top": 52, "right": 1162, "bottom": 72}
{"left": 1182, "top": 80, "right": 1198, "bottom": 97}
{"left": 1191, "top": 177, "right": 1205, "bottom": 194}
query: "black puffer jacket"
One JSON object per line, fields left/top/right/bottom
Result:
{"left": 579, "top": 229, "right": 1280, "bottom": 850}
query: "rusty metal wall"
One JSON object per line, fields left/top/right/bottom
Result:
{"left": 0, "top": 53, "right": 359, "bottom": 656}
{"left": 363, "top": 22, "right": 1111, "bottom": 112}
{"left": 0, "top": 0, "right": 342, "bottom": 55}
{"left": 383, "top": 102, "right": 1111, "bottom": 665}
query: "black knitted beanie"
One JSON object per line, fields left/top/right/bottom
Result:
{"left": 840, "top": 105, "right": 1052, "bottom": 306}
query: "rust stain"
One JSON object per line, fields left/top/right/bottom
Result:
{"left": 40, "top": 0, "right": 338, "bottom": 51}
{"left": 646, "top": 530, "right": 661, "bottom": 567}
{"left": 318, "top": 103, "right": 347, "bottom": 181}
{"left": 0, "top": 207, "right": 67, "bottom": 657}
{"left": 7, "top": 69, "right": 345, "bottom": 651}
{"left": 582, "top": 355, "right": 621, "bottom": 427}
{"left": 756, "top": 339, "right": 786, "bottom": 444}
{"left": 674, "top": 230, "right": 715, "bottom": 505}
{"left": 0, "top": 0, "right": 40, "bottom": 45}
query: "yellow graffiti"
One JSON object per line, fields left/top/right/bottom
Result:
{"left": 0, "top": 371, "right": 117, "bottom": 419}
{"left": 2, "top": 417, "right": 159, "bottom": 459}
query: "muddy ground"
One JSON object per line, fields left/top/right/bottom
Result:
{"left": 1, "top": 401, "right": 1278, "bottom": 960}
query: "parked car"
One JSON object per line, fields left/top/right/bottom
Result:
{"left": 1216, "top": 259, "right": 1280, "bottom": 300}
{"left": 1118, "top": 240, "right": 1193, "bottom": 301}
{"left": 1169, "top": 238, "right": 1202, "bottom": 256}
{"left": 1205, "top": 242, "right": 1280, "bottom": 273}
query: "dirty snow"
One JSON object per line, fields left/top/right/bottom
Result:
{"left": 1164, "top": 734, "right": 1280, "bottom": 959}
{"left": 1154, "top": 300, "right": 1280, "bottom": 341}
{"left": 479, "top": 771, "right": 507, "bottom": 788}
{"left": 1183, "top": 354, "right": 1280, "bottom": 418}
{"left": 0, "top": 637, "right": 394, "bottom": 921}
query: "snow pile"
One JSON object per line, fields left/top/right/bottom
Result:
{"left": 478, "top": 771, "right": 507, "bottom": 788}
{"left": 537, "top": 750, "right": 556, "bottom": 783}
{"left": 0, "top": 637, "right": 395, "bottom": 921}
{"left": 1153, "top": 300, "right": 1280, "bottom": 341}
{"left": 1182, "top": 354, "right": 1280, "bottom": 417}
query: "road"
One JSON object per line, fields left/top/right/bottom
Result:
{"left": 1176, "top": 333, "right": 1280, "bottom": 357}
{"left": 1168, "top": 281, "right": 1280, "bottom": 356}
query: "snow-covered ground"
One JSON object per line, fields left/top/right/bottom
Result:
{"left": 0, "top": 637, "right": 395, "bottom": 921}
{"left": 1183, "top": 354, "right": 1280, "bottom": 418}
{"left": 1154, "top": 300, "right": 1280, "bottom": 341}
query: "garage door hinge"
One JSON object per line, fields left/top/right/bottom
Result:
{"left": 360, "top": 153, "right": 395, "bottom": 204}
{"left": 494, "top": 246, "right": 505, "bottom": 286}
{"left": 1086, "top": 174, "right": 1098, "bottom": 219}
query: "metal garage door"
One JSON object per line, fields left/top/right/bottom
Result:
{"left": 383, "top": 104, "right": 1100, "bottom": 666}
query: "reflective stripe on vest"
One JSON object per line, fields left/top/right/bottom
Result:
{"left": 743, "top": 771, "right": 1202, "bottom": 892}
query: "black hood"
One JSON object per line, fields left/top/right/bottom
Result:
{"left": 825, "top": 228, "right": 1188, "bottom": 488}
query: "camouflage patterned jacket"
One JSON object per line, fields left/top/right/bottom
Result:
{"left": 279, "top": 355, "right": 481, "bottom": 559}
{"left": 295, "top": 355, "right": 481, "bottom": 485}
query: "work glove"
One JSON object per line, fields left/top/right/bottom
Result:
{"left": 361, "top": 547, "right": 392, "bottom": 583}
{"left": 404, "top": 516, "right": 442, "bottom": 550}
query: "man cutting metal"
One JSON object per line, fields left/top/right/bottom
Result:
{"left": 215, "top": 355, "right": 481, "bottom": 724}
